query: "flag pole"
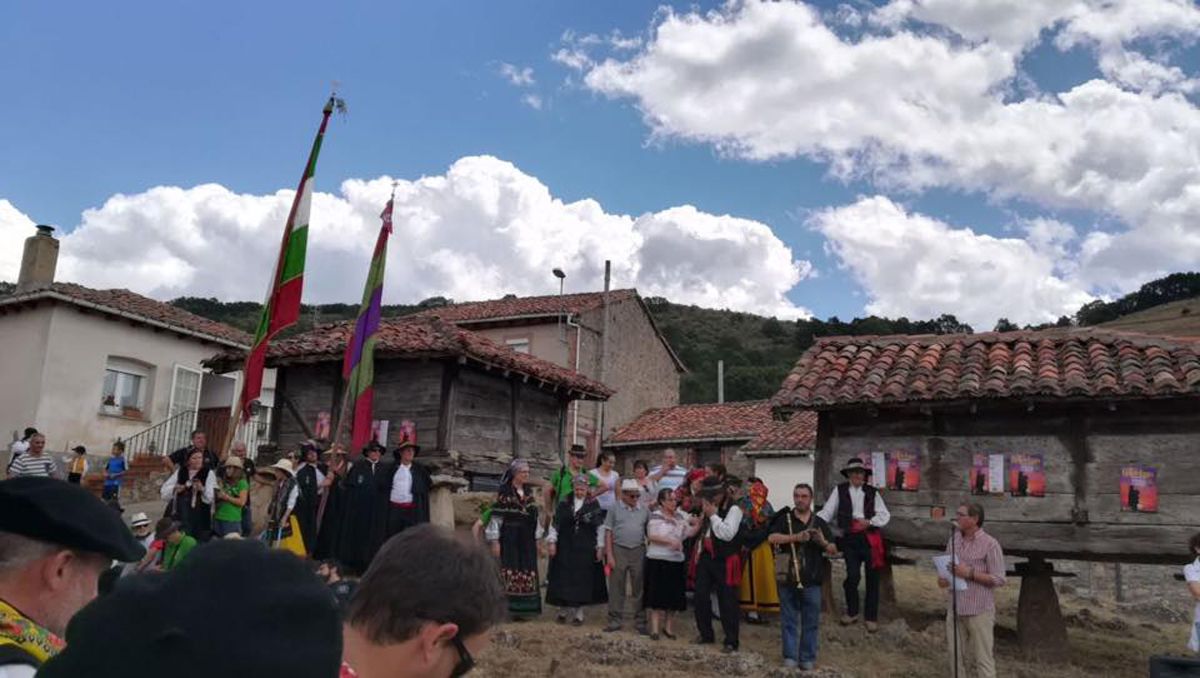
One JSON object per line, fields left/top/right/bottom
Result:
{"left": 222, "top": 93, "right": 343, "bottom": 460}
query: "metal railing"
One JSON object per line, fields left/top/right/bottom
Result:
{"left": 121, "top": 409, "right": 270, "bottom": 460}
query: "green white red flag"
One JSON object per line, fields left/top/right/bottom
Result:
{"left": 238, "top": 96, "right": 338, "bottom": 421}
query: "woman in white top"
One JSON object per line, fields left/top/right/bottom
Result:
{"left": 1185, "top": 532, "right": 1200, "bottom": 653}
{"left": 589, "top": 451, "right": 620, "bottom": 514}
{"left": 160, "top": 448, "right": 216, "bottom": 542}
{"left": 644, "top": 488, "right": 701, "bottom": 640}
{"left": 632, "top": 460, "right": 657, "bottom": 511}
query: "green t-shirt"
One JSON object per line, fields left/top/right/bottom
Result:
{"left": 550, "top": 465, "right": 598, "bottom": 502}
{"left": 163, "top": 535, "right": 197, "bottom": 570}
{"left": 214, "top": 478, "right": 249, "bottom": 522}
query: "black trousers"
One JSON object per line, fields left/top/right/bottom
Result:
{"left": 841, "top": 532, "right": 880, "bottom": 621}
{"left": 693, "top": 553, "right": 739, "bottom": 649}
{"left": 386, "top": 504, "right": 419, "bottom": 539}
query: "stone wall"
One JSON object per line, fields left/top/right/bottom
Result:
{"left": 581, "top": 296, "right": 680, "bottom": 440}
{"left": 611, "top": 441, "right": 752, "bottom": 478}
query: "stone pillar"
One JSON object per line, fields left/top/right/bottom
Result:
{"left": 878, "top": 561, "right": 897, "bottom": 619}
{"left": 1016, "top": 557, "right": 1069, "bottom": 664}
{"left": 429, "top": 475, "right": 468, "bottom": 529}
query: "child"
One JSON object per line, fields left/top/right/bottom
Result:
{"left": 67, "top": 445, "right": 89, "bottom": 484}
{"left": 103, "top": 441, "right": 128, "bottom": 510}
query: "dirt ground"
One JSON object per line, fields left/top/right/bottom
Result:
{"left": 473, "top": 558, "right": 1193, "bottom": 678}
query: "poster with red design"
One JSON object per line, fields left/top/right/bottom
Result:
{"left": 887, "top": 450, "right": 920, "bottom": 491}
{"left": 370, "top": 419, "right": 389, "bottom": 446}
{"left": 971, "top": 454, "right": 1006, "bottom": 494}
{"left": 313, "top": 411, "right": 331, "bottom": 440}
{"left": 1120, "top": 465, "right": 1158, "bottom": 513}
{"left": 869, "top": 452, "right": 887, "bottom": 488}
{"left": 397, "top": 420, "right": 417, "bottom": 447}
{"left": 1008, "top": 453, "right": 1045, "bottom": 497}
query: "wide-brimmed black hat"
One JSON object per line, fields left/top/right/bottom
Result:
{"left": 395, "top": 441, "right": 421, "bottom": 454}
{"left": 840, "top": 457, "right": 872, "bottom": 477}
{"left": 71, "top": 445, "right": 86, "bottom": 454}
{"left": 38, "top": 540, "right": 342, "bottom": 678}
{"left": 0, "top": 477, "right": 145, "bottom": 562}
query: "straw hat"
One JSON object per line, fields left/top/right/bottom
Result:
{"left": 222, "top": 456, "right": 244, "bottom": 470}
{"left": 269, "top": 459, "right": 295, "bottom": 476}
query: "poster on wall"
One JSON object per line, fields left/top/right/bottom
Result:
{"left": 887, "top": 450, "right": 920, "bottom": 491}
{"left": 869, "top": 452, "right": 887, "bottom": 488}
{"left": 971, "top": 454, "right": 1006, "bottom": 494}
{"left": 397, "top": 420, "right": 418, "bottom": 447}
{"left": 1120, "top": 465, "right": 1158, "bottom": 513}
{"left": 1009, "top": 453, "right": 1045, "bottom": 497}
{"left": 313, "top": 411, "right": 331, "bottom": 440}
{"left": 370, "top": 419, "right": 390, "bottom": 447}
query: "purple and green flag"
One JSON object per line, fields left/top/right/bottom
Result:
{"left": 342, "top": 196, "right": 393, "bottom": 452}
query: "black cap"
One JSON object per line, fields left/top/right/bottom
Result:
{"left": 23, "top": 427, "right": 38, "bottom": 438}
{"left": 39, "top": 540, "right": 342, "bottom": 678}
{"left": 0, "top": 477, "right": 144, "bottom": 561}
{"left": 71, "top": 445, "right": 86, "bottom": 454}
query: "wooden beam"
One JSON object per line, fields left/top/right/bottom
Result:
{"left": 510, "top": 379, "right": 521, "bottom": 458}
{"left": 281, "top": 392, "right": 316, "bottom": 441}
{"left": 437, "top": 362, "right": 457, "bottom": 452}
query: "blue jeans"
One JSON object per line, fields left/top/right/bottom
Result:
{"left": 214, "top": 520, "right": 242, "bottom": 538}
{"left": 780, "top": 584, "right": 822, "bottom": 664}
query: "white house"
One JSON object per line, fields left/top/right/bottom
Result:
{"left": 0, "top": 224, "right": 272, "bottom": 457}
{"left": 737, "top": 410, "right": 817, "bottom": 502}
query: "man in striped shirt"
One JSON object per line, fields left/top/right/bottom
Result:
{"left": 6, "top": 433, "right": 60, "bottom": 479}
{"left": 939, "top": 502, "right": 1005, "bottom": 678}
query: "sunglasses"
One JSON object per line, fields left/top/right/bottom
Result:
{"left": 449, "top": 635, "right": 474, "bottom": 677}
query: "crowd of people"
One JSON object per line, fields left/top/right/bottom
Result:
{"left": 7, "top": 424, "right": 1200, "bottom": 676}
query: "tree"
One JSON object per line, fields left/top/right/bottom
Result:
{"left": 993, "top": 318, "right": 1019, "bottom": 332}
{"left": 761, "top": 317, "right": 786, "bottom": 338}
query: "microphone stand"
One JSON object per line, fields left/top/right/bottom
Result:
{"left": 950, "top": 522, "right": 960, "bottom": 678}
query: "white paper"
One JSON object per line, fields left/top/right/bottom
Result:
{"left": 987, "top": 454, "right": 1005, "bottom": 493}
{"left": 871, "top": 452, "right": 887, "bottom": 488}
{"left": 933, "top": 554, "right": 969, "bottom": 591}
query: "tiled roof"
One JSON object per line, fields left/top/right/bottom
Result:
{"left": 0, "top": 282, "right": 250, "bottom": 347}
{"left": 606, "top": 401, "right": 773, "bottom": 446}
{"left": 208, "top": 315, "right": 613, "bottom": 398}
{"left": 421, "top": 289, "right": 639, "bottom": 322}
{"left": 741, "top": 411, "right": 817, "bottom": 453}
{"left": 772, "top": 329, "right": 1200, "bottom": 409}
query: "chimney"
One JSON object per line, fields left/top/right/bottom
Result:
{"left": 16, "top": 225, "right": 58, "bottom": 293}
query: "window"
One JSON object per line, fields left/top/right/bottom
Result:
{"left": 101, "top": 358, "right": 151, "bottom": 413}
{"left": 505, "top": 338, "right": 531, "bottom": 354}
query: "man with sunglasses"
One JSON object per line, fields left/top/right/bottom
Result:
{"left": 341, "top": 524, "right": 506, "bottom": 678}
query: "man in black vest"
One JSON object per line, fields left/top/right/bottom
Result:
{"left": 691, "top": 476, "right": 744, "bottom": 653}
{"left": 817, "top": 457, "right": 891, "bottom": 632}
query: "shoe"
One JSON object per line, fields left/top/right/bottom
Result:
{"left": 721, "top": 644, "right": 738, "bottom": 654}
{"left": 572, "top": 618, "right": 584, "bottom": 627}
{"left": 603, "top": 623, "right": 622, "bottom": 633}
{"left": 662, "top": 630, "right": 676, "bottom": 640}
{"left": 556, "top": 613, "right": 567, "bottom": 624}
{"left": 692, "top": 637, "right": 714, "bottom": 645}
{"left": 839, "top": 615, "right": 858, "bottom": 626}
{"left": 782, "top": 659, "right": 799, "bottom": 669}
{"left": 649, "top": 632, "right": 660, "bottom": 641}
{"left": 800, "top": 661, "right": 815, "bottom": 671}
{"left": 865, "top": 621, "right": 878, "bottom": 633}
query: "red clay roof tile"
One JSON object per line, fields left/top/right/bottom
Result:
{"left": 772, "top": 329, "right": 1200, "bottom": 409}
{"left": 606, "top": 401, "right": 773, "bottom": 446}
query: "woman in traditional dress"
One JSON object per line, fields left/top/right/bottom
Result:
{"left": 313, "top": 445, "right": 349, "bottom": 560}
{"left": 545, "top": 474, "right": 608, "bottom": 625}
{"left": 486, "top": 459, "right": 543, "bottom": 619}
{"left": 160, "top": 448, "right": 215, "bottom": 542}
{"left": 738, "top": 478, "right": 780, "bottom": 621}
{"left": 645, "top": 487, "right": 700, "bottom": 640}
{"left": 264, "top": 459, "right": 306, "bottom": 557}
{"left": 336, "top": 442, "right": 391, "bottom": 575}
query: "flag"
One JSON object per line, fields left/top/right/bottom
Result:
{"left": 342, "top": 196, "right": 394, "bottom": 451}
{"left": 238, "top": 96, "right": 338, "bottom": 421}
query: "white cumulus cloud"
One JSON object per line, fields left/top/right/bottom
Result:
{"left": 811, "top": 196, "right": 1094, "bottom": 328}
{"left": 0, "top": 157, "right": 813, "bottom": 319}
{"left": 572, "top": 0, "right": 1200, "bottom": 321}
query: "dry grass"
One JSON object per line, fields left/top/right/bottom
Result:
{"left": 1098, "top": 296, "right": 1200, "bottom": 337}
{"left": 474, "top": 565, "right": 1191, "bottom": 677}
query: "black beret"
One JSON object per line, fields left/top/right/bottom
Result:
{"left": 0, "top": 477, "right": 144, "bottom": 561}
{"left": 39, "top": 540, "right": 342, "bottom": 678}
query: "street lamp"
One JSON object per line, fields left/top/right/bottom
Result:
{"left": 552, "top": 268, "right": 566, "bottom": 340}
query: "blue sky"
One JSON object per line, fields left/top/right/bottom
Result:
{"left": 2, "top": 1, "right": 1197, "bottom": 327}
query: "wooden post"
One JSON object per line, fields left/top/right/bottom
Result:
{"left": 1016, "top": 557, "right": 1069, "bottom": 664}
{"left": 821, "top": 559, "right": 837, "bottom": 614}
{"left": 878, "top": 561, "right": 897, "bottom": 617}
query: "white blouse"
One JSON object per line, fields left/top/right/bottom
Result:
{"left": 160, "top": 470, "right": 216, "bottom": 505}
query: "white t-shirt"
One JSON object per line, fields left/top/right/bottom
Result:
{"left": 590, "top": 468, "right": 619, "bottom": 511}
{"left": 1185, "top": 557, "right": 1200, "bottom": 652}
